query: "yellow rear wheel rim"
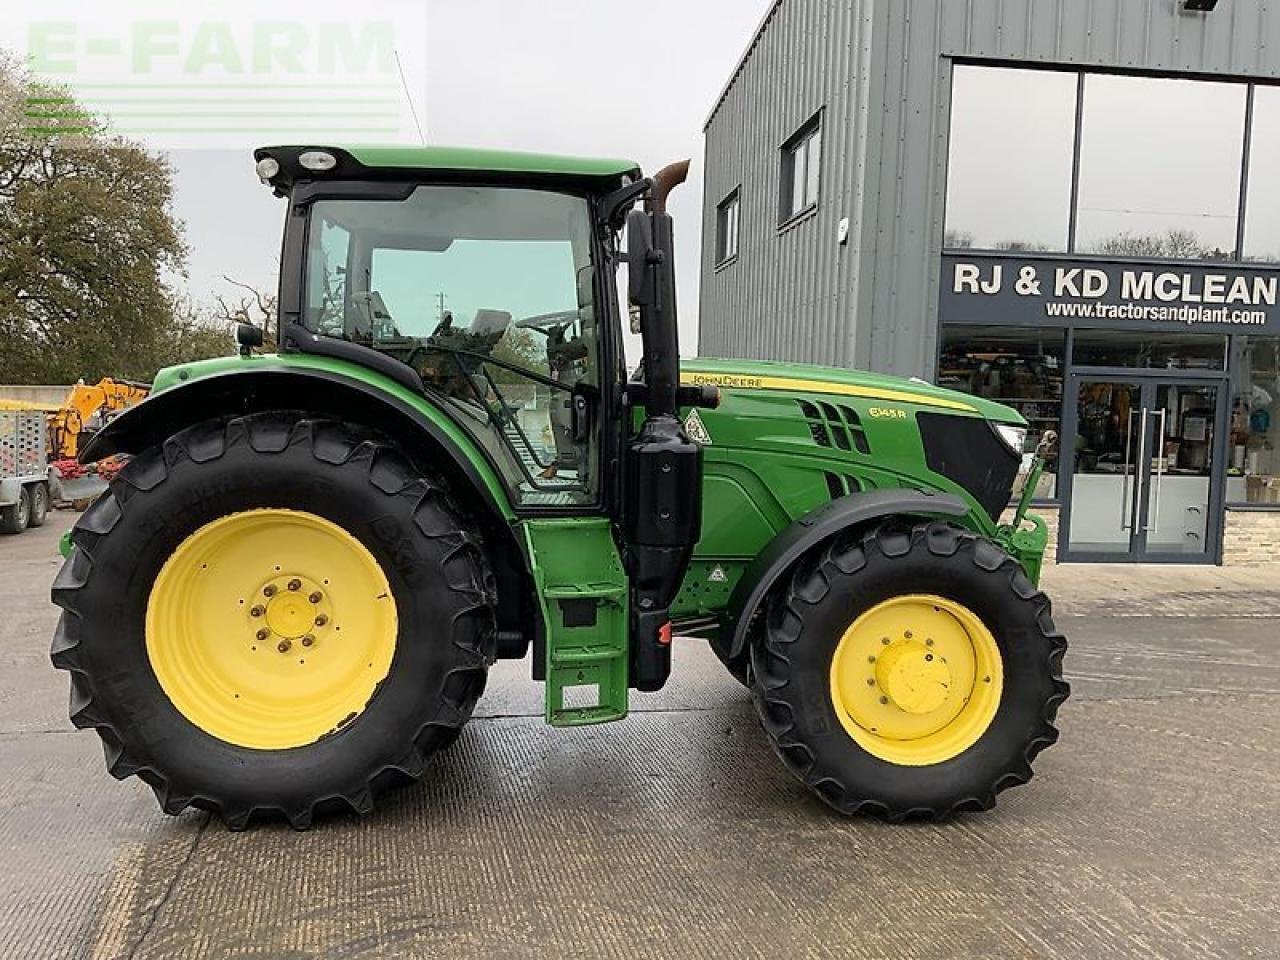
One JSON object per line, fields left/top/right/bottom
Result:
{"left": 829, "top": 594, "right": 1003, "bottom": 766}
{"left": 146, "top": 509, "right": 398, "bottom": 751}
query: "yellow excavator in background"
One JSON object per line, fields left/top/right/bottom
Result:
{"left": 46, "top": 378, "right": 150, "bottom": 460}
{"left": 0, "top": 379, "right": 150, "bottom": 519}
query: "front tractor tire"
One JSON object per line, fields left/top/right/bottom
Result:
{"left": 51, "top": 413, "right": 496, "bottom": 830}
{"left": 752, "top": 520, "right": 1068, "bottom": 820}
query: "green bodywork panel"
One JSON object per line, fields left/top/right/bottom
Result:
{"left": 151, "top": 353, "right": 515, "bottom": 521}
{"left": 669, "top": 357, "right": 1044, "bottom": 620}
{"left": 342, "top": 145, "right": 641, "bottom": 182}
{"left": 521, "top": 518, "right": 630, "bottom": 726}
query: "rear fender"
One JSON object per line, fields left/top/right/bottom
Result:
{"left": 716, "top": 489, "right": 970, "bottom": 662}
{"left": 81, "top": 366, "right": 512, "bottom": 517}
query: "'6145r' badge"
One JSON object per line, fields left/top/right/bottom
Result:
{"left": 683, "top": 409, "right": 713, "bottom": 445}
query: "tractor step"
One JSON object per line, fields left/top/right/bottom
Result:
{"left": 522, "top": 519, "right": 629, "bottom": 726}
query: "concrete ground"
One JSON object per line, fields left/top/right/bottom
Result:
{"left": 2, "top": 512, "right": 1278, "bottom": 960}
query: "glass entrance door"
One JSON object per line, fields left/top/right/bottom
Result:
{"left": 1062, "top": 375, "right": 1225, "bottom": 562}
{"left": 1064, "top": 378, "right": 1144, "bottom": 556}
{"left": 1143, "top": 382, "right": 1221, "bottom": 558}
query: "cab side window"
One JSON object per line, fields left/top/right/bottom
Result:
{"left": 304, "top": 187, "right": 600, "bottom": 507}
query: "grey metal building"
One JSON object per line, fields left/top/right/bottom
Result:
{"left": 699, "top": 0, "right": 1280, "bottom": 564}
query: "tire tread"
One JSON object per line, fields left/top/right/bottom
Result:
{"left": 50, "top": 412, "right": 496, "bottom": 831}
{"left": 753, "top": 520, "right": 1070, "bottom": 822}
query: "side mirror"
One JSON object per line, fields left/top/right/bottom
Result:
{"left": 626, "top": 209, "right": 656, "bottom": 308}
{"left": 624, "top": 160, "right": 689, "bottom": 418}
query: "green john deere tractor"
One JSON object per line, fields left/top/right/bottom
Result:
{"left": 51, "top": 145, "right": 1068, "bottom": 829}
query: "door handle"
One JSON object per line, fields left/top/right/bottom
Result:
{"left": 1121, "top": 407, "right": 1146, "bottom": 532}
{"left": 1145, "top": 409, "right": 1168, "bottom": 534}
{"left": 1120, "top": 409, "right": 1135, "bottom": 531}
{"left": 569, "top": 383, "right": 597, "bottom": 444}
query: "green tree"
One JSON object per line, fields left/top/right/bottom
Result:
{"left": 0, "top": 57, "right": 226, "bottom": 384}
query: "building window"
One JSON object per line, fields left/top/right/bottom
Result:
{"left": 937, "top": 326, "right": 1065, "bottom": 499}
{"left": 1071, "top": 331, "right": 1228, "bottom": 371}
{"left": 1228, "top": 336, "right": 1280, "bottom": 504}
{"left": 1075, "top": 75, "right": 1247, "bottom": 259}
{"left": 1244, "top": 86, "right": 1280, "bottom": 262}
{"left": 716, "top": 189, "right": 740, "bottom": 265}
{"left": 781, "top": 115, "right": 821, "bottom": 222}
{"left": 944, "top": 66, "right": 1077, "bottom": 252}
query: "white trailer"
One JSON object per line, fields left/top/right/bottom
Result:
{"left": 1, "top": 408, "right": 59, "bottom": 535}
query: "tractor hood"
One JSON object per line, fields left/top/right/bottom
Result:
{"left": 680, "top": 358, "right": 1024, "bottom": 425}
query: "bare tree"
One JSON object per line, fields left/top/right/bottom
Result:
{"left": 1092, "top": 228, "right": 1227, "bottom": 261}
{"left": 213, "top": 276, "right": 278, "bottom": 351}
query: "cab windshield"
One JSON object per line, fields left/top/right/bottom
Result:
{"left": 303, "top": 185, "right": 600, "bottom": 507}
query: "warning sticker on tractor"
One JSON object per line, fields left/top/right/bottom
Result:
{"left": 684, "top": 409, "right": 713, "bottom": 446}
{"left": 708, "top": 565, "right": 728, "bottom": 583}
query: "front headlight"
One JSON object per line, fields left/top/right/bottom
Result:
{"left": 993, "top": 423, "right": 1028, "bottom": 455}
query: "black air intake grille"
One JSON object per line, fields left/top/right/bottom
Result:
{"left": 917, "top": 413, "right": 1020, "bottom": 521}
{"left": 823, "top": 472, "right": 864, "bottom": 500}
{"left": 797, "top": 401, "right": 871, "bottom": 454}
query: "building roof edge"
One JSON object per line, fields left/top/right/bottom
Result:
{"left": 703, "top": 0, "right": 785, "bottom": 132}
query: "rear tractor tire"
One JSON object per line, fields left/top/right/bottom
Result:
{"left": 51, "top": 413, "right": 497, "bottom": 830}
{"left": 751, "top": 520, "right": 1068, "bottom": 820}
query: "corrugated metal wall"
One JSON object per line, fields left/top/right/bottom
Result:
{"left": 698, "top": 0, "right": 870, "bottom": 367}
{"left": 700, "top": 0, "right": 1280, "bottom": 377}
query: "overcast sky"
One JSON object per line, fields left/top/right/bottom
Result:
{"left": 164, "top": 0, "right": 772, "bottom": 357}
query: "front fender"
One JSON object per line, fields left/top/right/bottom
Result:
{"left": 716, "top": 489, "right": 970, "bottom": 662}
{"left": 80, "top": 361, "right": 516, "bottom": 524}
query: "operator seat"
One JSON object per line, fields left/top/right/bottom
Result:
{"left": 350, "top": 291, "right": 398, "bottom": 340}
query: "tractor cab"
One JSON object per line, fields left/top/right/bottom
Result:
{"left": 257, "top": 146, "right": 646, "bottom": 510}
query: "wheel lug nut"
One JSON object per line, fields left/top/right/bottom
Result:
{"left": 301, "top": 635, "right": 315, "bottom": 648}
{"left": 250, "top": 605, "right": 265, "bottom": 618}
{"left": 263, "top": 585, "right": 277, "bottom": 597}
{"left": 256, "top": 628, "right": 270, "bottom": 642}
{"left": 278, "top": 640, "right": 292, "bottom": 653}
{"left": 314, "top": 614, "right": 328, "bottom": 627}
{"left": 309, "top": 591, "right": 322, "bottom": 604}
{"left": 287, "top": 579, "right": 302, "bottom": 592}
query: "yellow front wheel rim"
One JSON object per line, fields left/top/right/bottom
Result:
{"left": 146, "top": 509, "right": 398, "bottom": 751}
{"left": 829, "top": 595, "right": 1003, "bottom": 766}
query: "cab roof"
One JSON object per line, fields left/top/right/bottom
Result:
{"left": 254, "top": 144, "right": 643, "bottom": 193}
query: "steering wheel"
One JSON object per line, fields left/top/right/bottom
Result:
{"left": 515, "top": 310, "right": 580, "bottom": 337}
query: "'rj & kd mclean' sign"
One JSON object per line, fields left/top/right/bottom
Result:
{"left": 940, "top": 253, "right": 1280, "bottom": 335}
